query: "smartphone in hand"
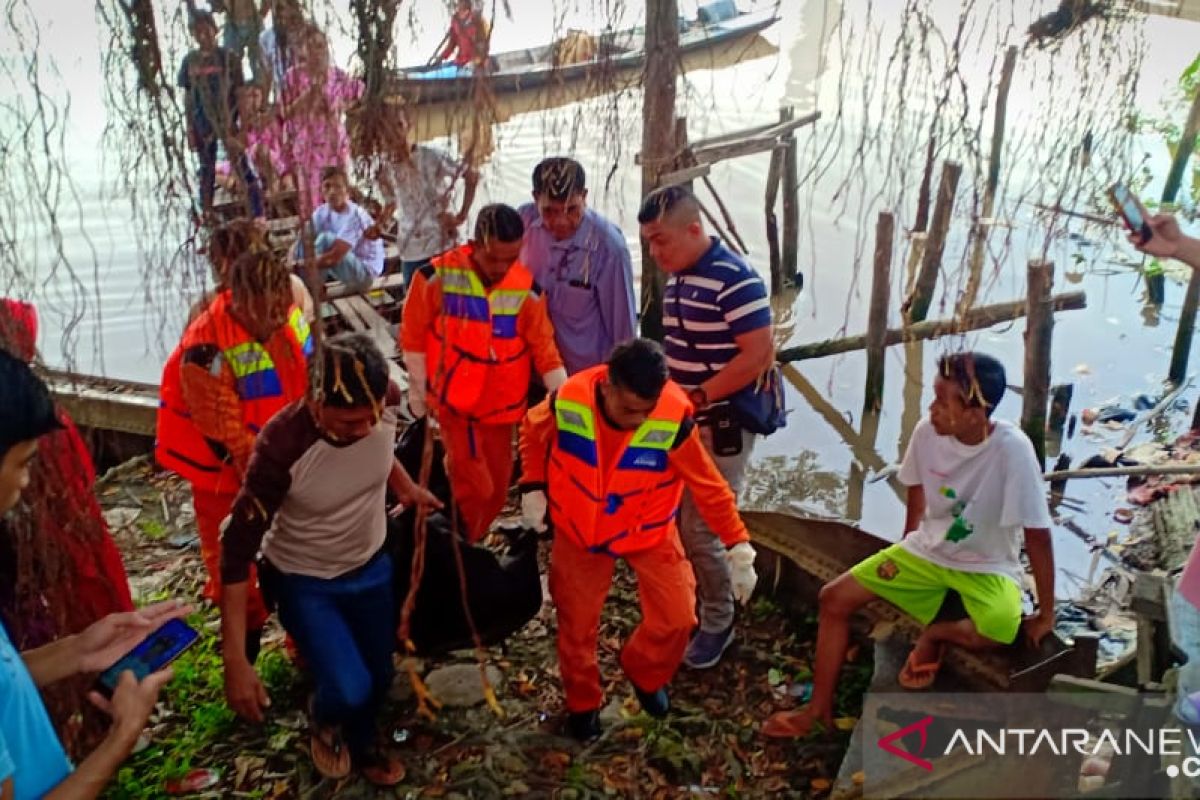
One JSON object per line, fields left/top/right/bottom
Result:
{"left": 93, "top": 618, "right": 200, "bottom": 698}
{"left": 1108, "top": 182, "right": 1152, "bottom": 242}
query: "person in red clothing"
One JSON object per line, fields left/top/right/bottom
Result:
{"left": 401, "top": 204, "right": 566, "bottom": 543}
{"left": 156, "top": 247, "right": 311, "bottom": 663}
{"left": 519, "top": 338, "right": 759, "bottom": 741}
{"left": 438, "top": 0, "right": 490, "bottom": 69}
{"left": 0, "top": 298, "right": 134, "bottom": 648}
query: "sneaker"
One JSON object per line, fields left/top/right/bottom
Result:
{"left": 566, "top": 709, "right": 602, "bottom": 742}
{"left": 683, "top": 624, "right": 735, "bottom": 669}
{"left": 633, "top": 685, "right": 670, "bottom": 718}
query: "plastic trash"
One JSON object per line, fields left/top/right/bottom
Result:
{"left": 165, "top": 768, "right": 221, "bottom": 794}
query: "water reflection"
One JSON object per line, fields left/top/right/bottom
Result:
{"left": 742, "top": 450, "right": 846, "bottom": 519}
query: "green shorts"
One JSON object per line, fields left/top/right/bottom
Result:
{"left": 850, "top": 544, "right": 1022, "bottom": 645}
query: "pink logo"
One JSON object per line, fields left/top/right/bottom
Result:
{"left": 877, "top": 715, "right": 934, "bottom": 771}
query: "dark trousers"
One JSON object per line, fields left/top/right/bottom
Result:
{"left": 273, "top": 551, "right": 396, "bottom": 756}
{"left": 195, "top": 135, "right": 265, "bottom": 218}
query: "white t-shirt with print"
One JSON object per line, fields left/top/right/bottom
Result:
{"left": 311, "top": 201, "right": 385, "bottom": 276}
{"left": 383, "top": 145, "right": 463, "bottom": 262}
{"left": 897, "top": 417, "right": 1052, "bottom": 586}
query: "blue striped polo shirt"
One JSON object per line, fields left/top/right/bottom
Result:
{"left": 663, "top": 237, "right": 772, "bottom": 407}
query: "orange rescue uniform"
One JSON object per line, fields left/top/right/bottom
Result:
{"left": 520, "top": 366, "right": 749, "bottom": 712}
{"left": 401, "top": 245, "right": 563, "bottom": 541}
{"left": 156, "top": 291, "right": 311, "bottom": 629}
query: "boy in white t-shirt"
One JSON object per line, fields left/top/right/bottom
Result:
{"left": 300, "top": 166, "right": 385, "bottom": 294}
{"left": 762, "top": 352, "right": 1056, "bottom": 738}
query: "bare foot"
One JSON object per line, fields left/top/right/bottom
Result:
{"left": 761, "top": 704, "right": 831, "bottom": 739}
{"left": 909, "top": 633, "right": 941, "bottom": 665}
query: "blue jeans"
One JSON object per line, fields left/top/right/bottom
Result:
{"left": 272, "top": 551, "right": 396, "bottom": 756}
{"left": 401, "top": 257, "right": 433, "bottom": 288}
{"left": 297, "top": 231, "right": 375, "bottom": 293}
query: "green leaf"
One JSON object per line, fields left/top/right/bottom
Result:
{"left": 768, "top": 667, "right": 784, "bottom": 686}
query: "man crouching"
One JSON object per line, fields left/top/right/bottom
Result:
{"left": 219, "top": 333, "right": 440, "bottom": 782}
{"left": 763, "top": 352, "right": 1055, "bottom": 737}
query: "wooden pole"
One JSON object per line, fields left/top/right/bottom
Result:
{"left": 1043, "top": 464, "right": 1200, "bottom": 481}
{"left": 1170, "top": 269, "right": 1200, "bottom": 385}
{"left": 1162, "top": 86, "right": 1200, "bottom": 206}
{"left": 638, "top": 0, "right": 680, "bottom": 342}
{"left": 986, "top": 47, "right": 1018, "bottom": 203}
{"left": 906, "top": 160, "right": 962, "bottom": 323}
{"left": 781, "top": 365, "right": 905, "bottom": 502}
{"left": 1046, "top": 382, "right": 1073, "bottom": 458}
{"left": 958, "top": 46, "right": 1017, "bottom": 316}
{"left": 777, "top": 290, "right": 1086, "bottom": 363}
{"left": 1022, "top": 260, "right": 1055, "bottom": 466}
{"left": 864, "top": 212, "right": 895, "bottom": 413}
{"left": 701, "top": 174, "right": 749, "bottom": 254}
{"left": 781, "top": 107, "right": 800, "bottom": 288}
{"left": 765, "top": 147, "right": 784, "bottom": 295}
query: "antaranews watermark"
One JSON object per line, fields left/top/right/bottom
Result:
{"left": 859, "top": 693, "right": 1197, "bottom": 798}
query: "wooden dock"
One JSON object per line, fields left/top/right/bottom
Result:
{"left": 745, "top": 510, "right": 1100, "bottom": 691}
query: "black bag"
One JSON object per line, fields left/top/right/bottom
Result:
{"left": 673, "top": 292, "right": 787, "bottom": 436}
{"left": 726, "top": 363, "right": 788, "bottom": 435}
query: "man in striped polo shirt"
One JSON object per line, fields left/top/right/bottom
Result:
{"left": 638, "top": 186, "right": 775, "bottom": 668}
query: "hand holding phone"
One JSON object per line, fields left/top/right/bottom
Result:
{"left": 76, "top": 599, "right": 192, "bottom": 675}
{"left": 1108, "top": 182, "right": 1152, "bottom": 242}
{"left": 93, "top": 618, "right": 199, "bottom": 698}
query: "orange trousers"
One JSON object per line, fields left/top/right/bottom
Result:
{"left": 549, "top": 529, "right": 698, "bottom": 712}
{"left": 193, "top": 487, "right": 269, "bottom": 631}
{"left": 440, "top": 413, "right": 515, "bottom": 543}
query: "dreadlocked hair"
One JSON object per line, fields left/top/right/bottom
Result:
{"left": 320, "top": 332, "right": 389, "bottom": 412}
{"left": 226, "top": 247, "right": 291, "bottom": 307}
{"left": 208, "top": 219, "right": 269, "bottom": 285}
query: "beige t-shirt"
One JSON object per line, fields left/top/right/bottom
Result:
{"left": 221, "top": 387, "right": 402, "bottom": 582}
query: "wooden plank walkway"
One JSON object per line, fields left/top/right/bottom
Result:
{"left": 329, "top": 293, "right": 407, "bottom": 388}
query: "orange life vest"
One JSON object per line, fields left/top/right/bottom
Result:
{"left": 155, "top": 291, "right": 312, "bottom": 493}
{"left": 426, "top": 244, "right": 535, "bottom": 425}
{"left": 547, "top": 366, "right": 691, "bottom": 557}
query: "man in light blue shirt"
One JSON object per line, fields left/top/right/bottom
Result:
{"left": 519, "top": 158, "right": 636, "bottom": 374}
{"left": 0, "top": 350, "right": 185, "bottom": 799}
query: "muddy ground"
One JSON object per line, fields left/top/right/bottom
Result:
{"left": 97, "top": 457, "right": 869, "bottom": 799}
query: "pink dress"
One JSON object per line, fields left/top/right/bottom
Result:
{"left": 279, "top": 66, "right": 363, "bottom": 213}
{"left": 246, "top": 113, "right": 287, "bottom": 180}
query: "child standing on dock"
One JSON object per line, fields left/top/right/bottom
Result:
{"left": 179, "top": 11, "right": 263, "bottom": 219}
{"left": 762, "top": 352, "right": 1056, "bottom": 738}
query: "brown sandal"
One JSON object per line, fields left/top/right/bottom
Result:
{"left": 310, "top": 726, "right": 351, "bottom": 779}
{"left": 359, "top": 749, "right": 406, "bottom": 787}
{"left": 308, "top": 696, "right": 350, "bottom": 779}
{"left": 898, "top": 644, "right": 944, "bottom": 690}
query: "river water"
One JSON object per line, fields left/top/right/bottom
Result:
{"left": 5, "top": 0, "right": 1200, "bottom": 599}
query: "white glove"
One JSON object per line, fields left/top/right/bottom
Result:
{"left": 521, "top": 490, "right": 548, "bottom": 533}
{"left": 542, "top": 367, "right": 568, "bottom": 392}
{"left": 404, "top": 351, "right": 427, "bottom": 417}
{"left": 727, "top": 541, "right": 758, "bottom": 605}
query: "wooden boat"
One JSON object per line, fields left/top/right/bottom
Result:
{"left": 389, "top": 4, "right": 780, "bottom": 105}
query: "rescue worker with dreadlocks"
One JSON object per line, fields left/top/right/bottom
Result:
{"left": 156, "top": 246, "right": 312, "bottom": 665}
{"left": 220, "top": 333, "right": 440, "bottom": 784}
{"left": 400, "top": 203, "right": 566, "bottom": 542}
{"left": 518, "top": 338, "right": 759, "bottom": 742}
